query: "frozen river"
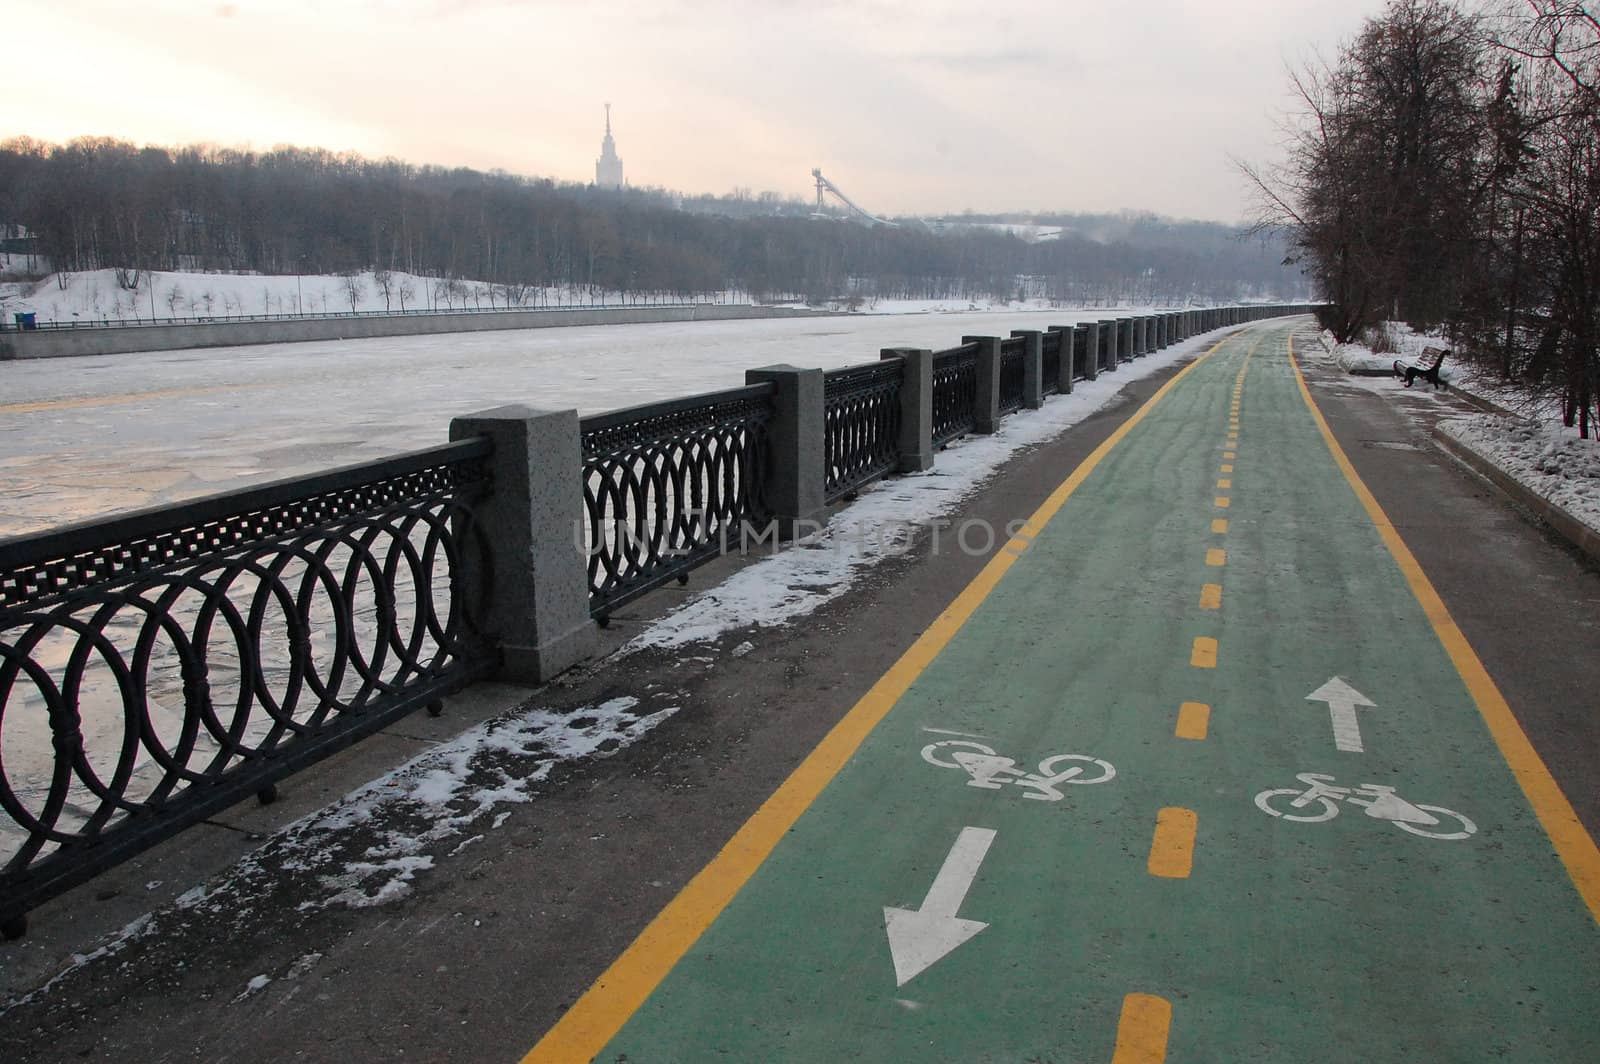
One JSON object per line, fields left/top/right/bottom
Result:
{"left": 0, "top": 309, "right": 1124, "bottom": 537}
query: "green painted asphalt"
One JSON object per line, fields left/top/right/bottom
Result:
{"left": 589, "top": 324, "right": 1600, "bottom": 1061}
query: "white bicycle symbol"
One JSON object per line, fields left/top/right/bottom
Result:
{"left": 920, "top": 740, "right": 1116, "bottom": 801}
{"left": 1255, "top": 772, "right": 1476, "bottom": 841}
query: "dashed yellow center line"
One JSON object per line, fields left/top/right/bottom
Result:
{"left": 1112, "top": 993, "right": 1173, "bottom": 1064}
{"left": 1204, "top": 548, "right": 1226, "bottom": 567}
{"left": 518, "top": 333, "right": 1248, "bottom": 1064}
{"left": 1199, "top": 583, "right": 1222, "bottom": 609}
{"left": 1210, "top": 518, "right": 1228, "bottom": 534}
{"left": 1148, "top": 808, "right": 1198, "bottom": 879}
{"left": 1175, "top": 702, "right": 1211, "bottom": 740}
{"left": 1216, "top": 478, "right": 1232, "bottom": 490}
{"left": 1222, "top": 450, "right": 1236, "bottom": 460}
{"left": 1220, "top": 464, "right": 1234, "bottom": 474}
{"left": 1190, "top": 637, "right": 1218, "bottom": 668}
{"left": 1213, "top": 496, "right": 1230, "bottom": 509}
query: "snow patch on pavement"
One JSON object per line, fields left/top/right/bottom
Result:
{"left": 2, "top": 695, "right": 680, "bottom": 1014}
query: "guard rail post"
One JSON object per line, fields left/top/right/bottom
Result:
{"left": 1011, "top": 329, "right": 1045, "bottom": 409}
{"left": 1049, "top": 325, "right": 1076, "bottom": 394}
{"left": 962, "top": 336, "right": 1004, "bottom": 433}
{"left": 746, "top": 364, "right": 827, "bottom": 537}
{"left": 881, "top": 347, "right": 934, "bottom": 473}
{"left": 448, "top": 406, "right": 596, "bottom": 682}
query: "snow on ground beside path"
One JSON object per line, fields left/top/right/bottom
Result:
{"left": 1438, "top": 415, "right": 1600, "bottom": 532}
{"left": 0, "top": 265, "right": 1200, "bottom": 323}
{"left": 626, "top": 332, "right": 1217, "bottom": 651}
{"left": 1321, "top": 326, "right": 1459, "bottom": 382}
{"left": 1313, "top": 325, "right": 1600, "bottom": 538}
{"left": 0, "top": 694, "right": 679, "bottom": 1014}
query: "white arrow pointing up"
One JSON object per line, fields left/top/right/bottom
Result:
{"left": 1306, "top": 676, "right": 1377, "bottom": 753}
{"left": 883, "top": 826, "right": 996, "bottom": 987}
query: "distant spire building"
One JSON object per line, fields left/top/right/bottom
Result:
{"left": 595, "top": 103, "right": 624, "bottom": 189}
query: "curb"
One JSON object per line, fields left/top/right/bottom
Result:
{"left": 1432, "top": 425, "right": 1600, "bottom": 567}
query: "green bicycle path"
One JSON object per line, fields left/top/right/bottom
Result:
{"left": 588, "top": 324, "right": 1600, "bottom": 1061}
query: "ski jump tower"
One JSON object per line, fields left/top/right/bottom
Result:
{"left": 811, "top": 168, "right": 896, "bottom": 227}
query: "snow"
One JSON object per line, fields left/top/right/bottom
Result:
{"left": 232, "top": 974, "right": 271, "bottom": 1003}
{"left": 0, "top": 265, "right": 1184, "bottom": 325}
{"left": 0, "top": 268, "right": 710, "bottom": 323}
{"left": 0, "top": 691, "right": 683, "bottom": 1015}
{"left": 1438, "top": 414, "right": 1600, "bottom": 530}
{"left": 1320, "top": 326, "right": 1600, "bottom": 540}
{"left": 1321, "top": 327, "right": 1457, "bottom": 382}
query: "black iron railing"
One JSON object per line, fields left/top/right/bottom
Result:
{"left": 1041, "top": 330, "right": 1062, "bottom": 395}
{"left": 932, "top": 343, "right": 979, "bottom": 447}
{"left": 1074, "top": 325, "right": 1091, "bottom": 380}
{"left": 998, "top": 336, "right": 1027, "bottom": 415}
{"left": 581, "top": 384, "right": 775, "bottom": 623}
{"left": 824, "top": 359, "right": 904, "bottom": 502}
{"left": 0, "top": 440, "right": 497, "bottom": 932}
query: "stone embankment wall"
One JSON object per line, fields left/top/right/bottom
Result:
{"left": 0, "top": 303, "right": 824, "bottom": 360}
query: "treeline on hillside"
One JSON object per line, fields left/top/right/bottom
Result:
{"left": 0, "top": 138, "right": 1302, "bottom": 306}
{"left": 1244, "top": 0, "right": 1600, "bottom": 436}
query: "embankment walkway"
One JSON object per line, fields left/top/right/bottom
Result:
{"left": 527, "top": 321, "right": 1600, "bottom": 1061}
{"left": 3, "top": 320, "right": 1596, "bottom": 1062}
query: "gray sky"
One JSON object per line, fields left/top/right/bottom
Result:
{"left": 11, "top": 0, "right": 1389, "bottom": 223}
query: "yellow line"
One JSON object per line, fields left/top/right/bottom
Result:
{"left": 1204, "top": 548, "right": 1226, "bottom": 567}
{"left": 1112, "top": 993, "right": 1173, "bottom": 1063}
{"left": 1222, "top": 450, "right": 1236, "bottom": 460}
{"left": 1190, "top": 637, "right": 1218, "bottom": 668}
{"left": 1148, "top": 807, "right": 1198, "bottom": 878}
{"left": 1210, "top": 518, "right": 1228, "bottom": 534}
{"left": 1199, "top": 583, "right": 1222, "bottom": 610}
{"left": 1287, "top": 334, "right": 1600, "bottom": 925}
{"left": 1214, "top": 496, "right": 1230, "bottom": 509}
{"left": 519, "top": 334, "right": 1244, "bottom": 1063}
{"left": 1175, "top": 702, "right": 1211, "bottom": 740}
{"left": 1216, "top": 478, "right": 1232, "bottom": 490}
{"left": 1220, "top": 464, "right": 1233, "bottom": 474}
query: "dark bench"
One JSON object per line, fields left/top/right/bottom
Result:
{"left": 1393, "top": 347, "right": 1449, "bottom": 389}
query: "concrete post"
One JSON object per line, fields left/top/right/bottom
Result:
{"left": 1049, "top": 325, "right": 1075, "bottom": 394}
{"left": 881, "top": 347, "right": 934, "bottom": 473}
{"left": 449, "top": 405, "right": 596, "bottom": 683}
{"left": 746, "top": 364, "right": 827, "bottom": 536}
{"left": 1081, "top": 322, "right": 1100, "bottom": 381}
{"left": 1011, "top": 330, "right": 1044, "bottom": 409}
{"left": 1100, "top": 320, "right": 1119, "bottom": 371}
{"left": 963, "top": 335, "right": 1004, "bottom": 433}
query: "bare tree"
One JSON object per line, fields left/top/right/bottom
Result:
{"left": 373, "top": 268, "right": 394, "bottom": 311}
{"left": 340, "top": 272, "right": 365, "bottom": 312}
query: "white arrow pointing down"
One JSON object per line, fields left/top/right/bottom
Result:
{"left": 883, "top": 826, "right": 996, "bottom": 987}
